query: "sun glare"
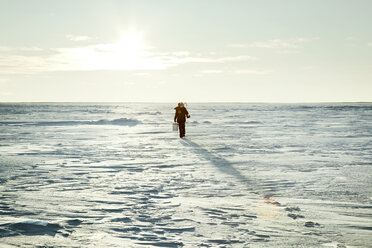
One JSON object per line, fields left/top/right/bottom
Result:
{"left": 60, "top": 30, "right": 170, "bottom": 71}
{"left": 99, "top": 32, "right": 148, "bottom": 56}
{"left": 118, "top": 33, "right": 146, "bottom": 54}
{"left": 96, "top": 31, "right": 154, "bottom": 70}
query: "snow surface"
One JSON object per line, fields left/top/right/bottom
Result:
{"left": 0, "top": 103, "right": 371, "bottom": 247}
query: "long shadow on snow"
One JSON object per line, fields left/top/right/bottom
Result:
{"left": 180, "top": 138, "right": 251, "bottom": 185}
{"left": 180, "top": 138, "right": 286, "bottom": 205}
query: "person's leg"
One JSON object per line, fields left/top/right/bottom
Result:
{"left": 179, "top": 122, "right": 185, "bottom": 137}
{"left": 178, "top": 122, "right": 182, "bottom": 137}
{"left": 180, "top": 123, "right": 185, "bottom": 137}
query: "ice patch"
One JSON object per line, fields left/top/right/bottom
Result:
{"left": 0, "top": 220, "right": 63, "bottom": 237}
{"left": 160, "top": 226, "right": 195, "bottom": 233}
{"left": 137, "top": 111, "right": 162, "bottom": 115}
{"left": 136, "top": 241, "right": 184, "bottom": 247}
{"left": 22, "top": 220, "right": 49, "bottom": 226}
{"left": 0, "top": 118, "right": 141, "bottom": 126}
{"left": 228, "top": 120, "right": 263, "bottom": 125}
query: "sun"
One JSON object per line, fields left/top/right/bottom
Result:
{"left": 61, "top": 30, "right": 170, "bottom": 71}
{"left": 115, "top": 32, "right": 149, "bottom": 58}
{"left": 118, "top": 33, "right": 144, "bottom": 50}
{"left": 92, "top": 31, "right": 154, "bottom": 70}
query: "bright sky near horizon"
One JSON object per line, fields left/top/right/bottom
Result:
{"left": 0, "top": 0, "right": 371, "bottom": 102}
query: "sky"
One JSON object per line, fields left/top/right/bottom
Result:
{"left": 0, "top": 0, "right": 371, "bottom": 102}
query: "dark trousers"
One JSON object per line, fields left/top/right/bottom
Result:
{"left": 178, "top": 122, "right": 186, "bottom": 137}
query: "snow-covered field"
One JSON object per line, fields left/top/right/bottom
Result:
{"left": 0, "top": 103, "right": 371, "bottom": 247}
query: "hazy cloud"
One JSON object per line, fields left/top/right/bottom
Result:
{"left": 134, "top": 72, "right": 150, "bottom": 76}
{"left": 0, "top": 43, "right": 256, "bottom": 74}
{"left": 229, "top": 37, "right": 319, "bottom": 50}
{"left": 201, "top": 69, "right": 271, "bottom": 75}
{"left": 233, "top": 69, "right": 272, "bottom": 75}
{"left": 0, "top": 53, "right": 54, "bottom": 74}
{"left": 201, "top": 70, "right": 224, "bottom": 74}
{"left": 172, "top": 51, "right": 191, "bottom": 56}
{"left": 66, "top": 34, "right": 92, "bottom": 42}
{"left": 169, "top": 55, "right": 255, "bottom": 64}
{"left": 0, "top": 46, "right": 44, "bottom": 53}
{"left": 215, "top": 55, "right": 256, "bottom": 62}
{"left": 228, "top": 44, "right": 247, "bottom": 48}
{"left": 345, "top": 37, "right": 357, "bottom": 41}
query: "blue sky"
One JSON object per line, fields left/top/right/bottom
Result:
{"left": 0, "top": 0, "right": 371, "bottom": 102}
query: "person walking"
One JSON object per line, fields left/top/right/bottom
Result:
{"left": 174, "top": 102, "right": 190, "bottom": 138}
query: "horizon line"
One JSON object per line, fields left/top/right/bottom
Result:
{"left": 0, "top": 101, "right": 371, "bottom": 104}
